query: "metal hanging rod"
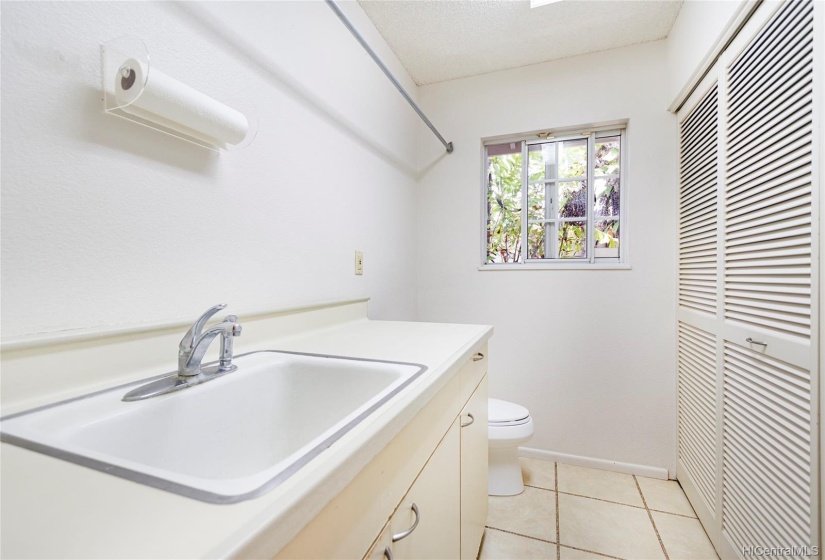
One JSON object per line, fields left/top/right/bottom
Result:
{"left": 324, "top": 0, "right": 454, "bottom": 154}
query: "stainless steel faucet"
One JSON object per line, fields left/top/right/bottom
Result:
{"left": 123, "top": 304, "right": 243, "bottom": 402}
{"left": 177, "top": 304, "right": 242, "bottom": 377}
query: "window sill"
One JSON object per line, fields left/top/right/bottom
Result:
{"left": 477, "top": 263, "right": 632, "bottom": 271}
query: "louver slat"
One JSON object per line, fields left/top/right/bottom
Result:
{"left": 728, "top": 117, "right": 812, "bottom": 182}
{"left": 679, "top": 85, "right": 718, "bottom": 315}
{"left": 677, "top": 323, "right": 718, "bottom": 513}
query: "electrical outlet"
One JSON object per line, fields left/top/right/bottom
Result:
{"left": 355, "top": 250, "right": 364, "bottom": 275}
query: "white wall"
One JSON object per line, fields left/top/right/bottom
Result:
{"left": 0, "top": 1, "right": 421, "bottom": 337}
{"left": 666, "top": 0, "right": 745, "bottom": 107}
{"left": 416, "top": 41, "right": 679, "bottom": 473}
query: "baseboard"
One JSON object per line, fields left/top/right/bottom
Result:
{"left": 519, "top": 447, "right": 670, "bottom": 480}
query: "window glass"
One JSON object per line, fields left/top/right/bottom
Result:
{"left": 594, "top": 135, "right": 621, "bottom": 258}
{"left": 527, "top": 182, "right": 545, "bottom": 222}
{"left": 594, "top": 178, "right": 620, "bottom": 217}
{"left": 595, "top": 220, "right": 620, "bottom": 258}
{"left": 486, "top": 142, "right": 523, "bottom": 263}
{"left": 595, "top": 137, "right": 620, "bottom": 175}
{"left": 558, "top": 221, "right": 587, "bottom": 259}
{"left": 558, "top": 181, "right": 587, "bottom": 219}
{"left": 484, "top": 129, "right": 623, "bottom": 265}
{"left": 559, "top": 139, "right": 587, "bottom": 178}
{"left": 527, "top": 223, "right": 546, "bottom": 259}
{"left": 528, "top": 143, "right": 555, "bottom": 182}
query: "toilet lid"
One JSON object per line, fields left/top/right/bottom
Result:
{"left": 488, "top": 398, "right": 530, "bottom": 425}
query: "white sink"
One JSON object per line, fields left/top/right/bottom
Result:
{"left": 0, "top": 351, "right": 426, "bottom": 503}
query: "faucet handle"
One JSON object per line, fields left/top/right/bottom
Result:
{"left": 180, "top": 303, "right": 228, "bottom": 351}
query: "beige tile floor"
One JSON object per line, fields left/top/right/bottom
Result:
{"left": 479, "top": 458, "right": 719, "bottom": 560}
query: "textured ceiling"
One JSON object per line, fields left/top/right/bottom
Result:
{"left": 358, "top": 0, "right": 684, "bottom": 85}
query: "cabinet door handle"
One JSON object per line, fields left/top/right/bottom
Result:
{"left": 461, "top": 412, "right": 475, "bottom": 428}
{"left": 472, "top": 352, "right": 484, "bottom": 362}
{"left": 383, "top": 547, "right": 393, "bottom": 560}
{"left": 392, "top": 503, "right": 420, "bottom": 542}
{"left": 746, "top": 337, "right": 767, "bottom": 348}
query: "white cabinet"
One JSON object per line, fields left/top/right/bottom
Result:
{"left": 274, "top": 345, "right": 489, "bottom": 560}
{"left": 461, "top": 376, "right": 488, "bottom": 560}
{"left": 391, "top": 421, "right": 461, "bottom": 559}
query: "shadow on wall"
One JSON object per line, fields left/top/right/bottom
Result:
{"left": 170, "top": 2, "right": 419, "bottom": 180}
{"left": 80, "top": 86, "right": 220, "bottom": 175}
{"left": 417, "top": 150, "right": 450, "bottom": 180}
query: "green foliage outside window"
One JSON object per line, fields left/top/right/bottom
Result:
{"left": 486, "top": 152, "right": 525, "bottom": 263}
{"left": 486, "top": 136, "right": 621, "bottom": 263}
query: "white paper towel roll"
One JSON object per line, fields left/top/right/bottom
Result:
{"left": 115, "top": 59, "right": 249, "bottom": 146}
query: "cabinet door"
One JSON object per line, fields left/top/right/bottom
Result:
{"left": 390, "top": 420, "right": 461, "bottom": 560}
{"left": 461, "top": 375, "right": 488, "bottom": 560}
{"left": 365, "top": 523, "right": 393, "bottom": 560}
{"left": 460, "top": 344, "right": 487, "bottom": 406}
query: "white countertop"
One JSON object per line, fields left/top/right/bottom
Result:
{"left": 0, "top": 317, "right": 492, "bottom": 559}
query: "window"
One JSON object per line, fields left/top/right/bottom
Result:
{"left": 483, "top": 127, "right": 625, "bottom": 266}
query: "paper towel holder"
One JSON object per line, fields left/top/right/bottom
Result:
{"left": 100, "top": 35, "right": 258, "bottom": 152}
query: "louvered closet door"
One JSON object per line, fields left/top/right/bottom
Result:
{"left": 721, "top": 0, "right": 818, "bottom": 557}
{"left": 676, "top": 1, "right": 821, "bottom": 558}
{"left": 677, "top": 74, "right": 722, "bottom": 537}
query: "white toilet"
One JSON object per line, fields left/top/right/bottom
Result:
{"left": 488, "top": 398, "right": 534, "bottom": 496}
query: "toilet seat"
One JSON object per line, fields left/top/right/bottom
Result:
{"left": 488, "top": 398, "right": 530, "bottom": 426}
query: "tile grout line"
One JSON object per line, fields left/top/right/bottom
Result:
{"left": 648, "top": 507, "right": 698, "bottom": 520}
{"left": 525, "top": 483, "right": 555, "bottom": 491}
{"left": 524, "top": 484, "right": 698, "bottom": 519}
{"left": 559, "top": 543, "right": 626, "bottom": 560}
{"left": 555, "top": 462, "right": 560, "bottom": 560}
{"left": 484, "top": 525, "right": 557, "bottom": 545}
{"left": 633, "top": 475, "right": 670, "bottom": 560}
{"left": 558, "top": 488, "right": 646, "bottom": 509}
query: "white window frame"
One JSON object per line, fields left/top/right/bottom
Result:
{"left": 480, "top": 124, "right": 630, "bottom": 270}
